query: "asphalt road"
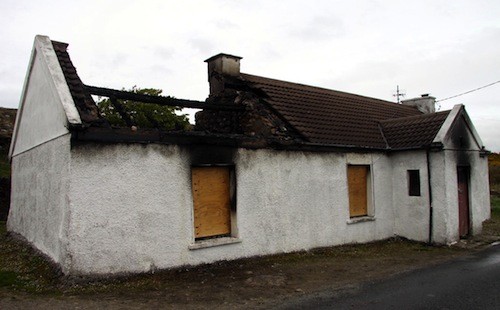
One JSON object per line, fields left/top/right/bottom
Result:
{"left": 282, "top": 243, "right": 500, "bottom": 310}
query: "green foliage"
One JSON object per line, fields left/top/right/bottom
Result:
{"left": 97, "top": 86, "right": 190, "bottom": 131}
{"left": 492, "top": 196, "right": 500, "bottom": 217}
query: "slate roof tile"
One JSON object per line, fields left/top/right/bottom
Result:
{"left": 380, "top": 111, "right": 450, "bottom": 149}
{"left": 51, "top": 41, "right": 101, "bottom": 124}
{"left": 241, "top": 73, "right": 429, "bottom": 148}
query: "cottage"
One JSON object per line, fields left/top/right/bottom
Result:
{"left": 8, "top": 35, "right": 490, "bottom": 275}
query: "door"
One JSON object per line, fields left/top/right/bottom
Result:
{"left": 457, "top": 167, "right": 470, "bottom": 238}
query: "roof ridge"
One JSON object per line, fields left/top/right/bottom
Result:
{"left": 241, "top": 73, "right": 418, "bottom": 111}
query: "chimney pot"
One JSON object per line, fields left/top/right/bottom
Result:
{"left": 401, "top": 94, "right": 436, "bottom": 114}
{"left": 205, "top": 53, "right": 242, "bottom": 77}
{"left": 205, "top": 53, "right": 242, "bottom": 96}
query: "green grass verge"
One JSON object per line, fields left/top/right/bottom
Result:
{"left": 491, "top": 195, "right": 500, "bottom": 217}
{"left": 0, "top": 221, "right": 60, "bottom": 294}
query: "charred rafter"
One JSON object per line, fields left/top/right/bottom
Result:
{"left": 84, "top": 85, "right": 244, "bottom": 111}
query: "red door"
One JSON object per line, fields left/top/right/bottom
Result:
{"left": 457, "top": 167, "right": 470, "bottom": 238}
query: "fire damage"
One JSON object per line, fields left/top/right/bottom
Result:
{"left": 71, "top": 82, "right": 304, "bottom": 149}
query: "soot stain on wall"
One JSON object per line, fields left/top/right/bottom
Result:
{"left": 187, "top": 145, "right": 236, "bottom": 166}
{"left": 450, "top": 116, "right": 474, "bottom": 166}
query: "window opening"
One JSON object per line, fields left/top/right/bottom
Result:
{"left": 191, "top": 166, "right": 235, "bottom": 240}
{"left": 348, "top": 165, "right": 370, "bottom": 217}
{"left": 408, "top": 170, "right": 421, "bottom": 196}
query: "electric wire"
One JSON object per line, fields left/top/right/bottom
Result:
{"left": 436, "top": 80, "right": 500, "bottom": 102}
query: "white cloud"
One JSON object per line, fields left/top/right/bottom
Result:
{"left": 1, "top": 0, "right": 500, "bottom": 150}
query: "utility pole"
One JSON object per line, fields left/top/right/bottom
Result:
{"left": 393, "top": 85, "right": 406, "bottom": 103}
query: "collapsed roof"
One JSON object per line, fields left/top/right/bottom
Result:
{"left": 51, "top": 41, "right": 458, "bottom": 151}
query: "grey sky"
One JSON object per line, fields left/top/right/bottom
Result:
{"left": 1, "top": 0, "right": 499, "bottom": 151}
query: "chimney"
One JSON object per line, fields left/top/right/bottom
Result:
{"left": 204, "top": 53, "right": 242, "bottom": 96}
{"left": 401, "top": 94, "right": 436, "bottom": 114}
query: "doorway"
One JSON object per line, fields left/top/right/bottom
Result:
{"left": 457, "top": 166, "right": 470, "bottom": 238}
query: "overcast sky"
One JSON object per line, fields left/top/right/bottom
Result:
{"left": 1, "top": 0, "right": 499, "bottom": 151}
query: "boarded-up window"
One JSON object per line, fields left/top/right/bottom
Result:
{"left": 192, "top": 166, "right": 232, "bottom": 239}
{"left": 408, "top": 170, "right": 421, "bottom": 196}
{"left": 348, "top": 165, "right": 369, "bottom": 217}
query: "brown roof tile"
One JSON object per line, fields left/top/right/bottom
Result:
{"left": 380, "top": 110, "right": 450, "bottom": 149}
{"left": 51, "top": 41, "right": 101, "bottom": 124}
{"left": 241, "top": 73, "right": 424, "bottom": 148}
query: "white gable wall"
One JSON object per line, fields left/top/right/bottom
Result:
{"left": 10, "top": 35, "right": 80, "bottom": 158}
{"left": 7, "top": 35, "right": 78, "bottom": 268}
{"left": 431, "top": 112, "right": 490, "bottom": 243}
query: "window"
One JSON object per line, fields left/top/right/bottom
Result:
{"left": 191, "top": 166, "right": 235, "bottom": 240}
{"left": 408, "top": 170, "right": 421, "bottom": 196}
{"left": 347, "top": 165, "right": 370, "bottom": 217}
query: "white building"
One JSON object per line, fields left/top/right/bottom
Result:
{"left": 7, "top": 35, "right": 490, "bottom": 275}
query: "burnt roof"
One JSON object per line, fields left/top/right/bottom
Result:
{"left": 380, "top": 110, "right": 450, "bottom": 150}
{"left": 49, "top": 41, "right": 450, "bottom": 151}
{"left": 240, "top": 74, "right": 425, "bottom": 149}
{"left": 239, "top": 73, "right": 449, "bottom": 150}
{"left": 51, "top": 41, "right": 101, "bottom": 124}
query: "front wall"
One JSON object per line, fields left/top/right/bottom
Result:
{"left": 7, "top": 134, "right": 71, "bottom": 266}
{"left": 68, "top": 144, "right": 397, "bottom": 275}
{"left": 391, "top": 150, "right": 430, "bottom": 242}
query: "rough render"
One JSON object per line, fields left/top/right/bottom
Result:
{"left": 65, "top": 143, "right": 414, "bottom": 275}
{"left": 430, "top": 115, "right": 490, "bottom": 244}
{"left": 391, "top": 150, "right": 431, "bottom": 242}
{"left": 10, "top": 44, "right": 72, "bottom": 157}
{"left": 8, "top": 134, "right": 72, "bottom": 267}
{"left": 8, "top": 134, "right": 491, "bottom": 275}
{"left": 7, "top": 35, "right": 78, "bottom": 269}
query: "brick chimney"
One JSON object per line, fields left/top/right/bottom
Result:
{"left": 204, "top": 53, "right": 242, "bottom": 96}
{"left": 401, "top": 94, "right": 436, "bottom": 114}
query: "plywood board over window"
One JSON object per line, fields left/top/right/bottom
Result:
{"left": 192, "top": 166, "right": 232, "bottom": 239}
{"left": 348, "top": 165, "right": 369, "bottom": 217}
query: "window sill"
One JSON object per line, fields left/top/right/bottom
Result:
{"left": 347, "top": 216, "right": 375, "bottom": 224}
{"left": 189, "top": 237, "right": 242, "bottom": 250}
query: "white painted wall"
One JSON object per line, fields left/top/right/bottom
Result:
{"left": 7, "top": 35, "right": 82, "bottom": 268}
{"left": 10, "top": 35, "right": 80, "bottom": 158}
{"left": 431, "top": 114, "right": 491, "bottom": 244}
{"left": 391, "top": 150, "right": 431, "bottom": 242}
{"left": 66, "top": 144, "right": 399, "bottom": 275}
{"left": 7, "top": 134, "right": 72, "bottom": 266}
{"left": 11, "top": 136, "right": 489, "bottom": 275}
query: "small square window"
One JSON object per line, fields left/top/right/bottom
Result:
{"left": 408, "top": 170, "right": 421, "bottom": 196}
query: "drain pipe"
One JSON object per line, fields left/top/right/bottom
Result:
{"left": 426, "top": 149, "right": 433, "bottom": 244}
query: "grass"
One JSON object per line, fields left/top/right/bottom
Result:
{"left": 1, "top": 170, "right": 499, "bottom": 297}
{"left": 0, "top": 222, "right": 60, "bottom": 294}
{"left": 491, "top": 195, "right": 500, "bottom": 217}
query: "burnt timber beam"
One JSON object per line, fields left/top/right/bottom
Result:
{"left": 84, "top": 85, "right": 244, "bottom": 111}
{"left": 110, "top": 96, "right": 135, "bottom": 127}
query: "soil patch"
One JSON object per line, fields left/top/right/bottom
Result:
{"left": 1, "top": 217, "right": 499, "bottom": 309}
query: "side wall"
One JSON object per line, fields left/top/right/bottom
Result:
{"left": 431, "top": 114, "right": 491, "bottom": 244}
{"left": 67, "top": 144, "right": 397, "bottom": 275}
{"left": 7, "top": 36, "right": 76, "bottom": 267}
{"left": 431, "top": 149, "right": 490, "bottom": 244}
{"left": 8, "top": 135, "right": 71, "bottom": 266}
{"left": 10, "top": 36, "right": 76, "bottom": 157}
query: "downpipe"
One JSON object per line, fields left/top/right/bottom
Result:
{"left": 426, "top": 149, "right": 433, "bottom": 244}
